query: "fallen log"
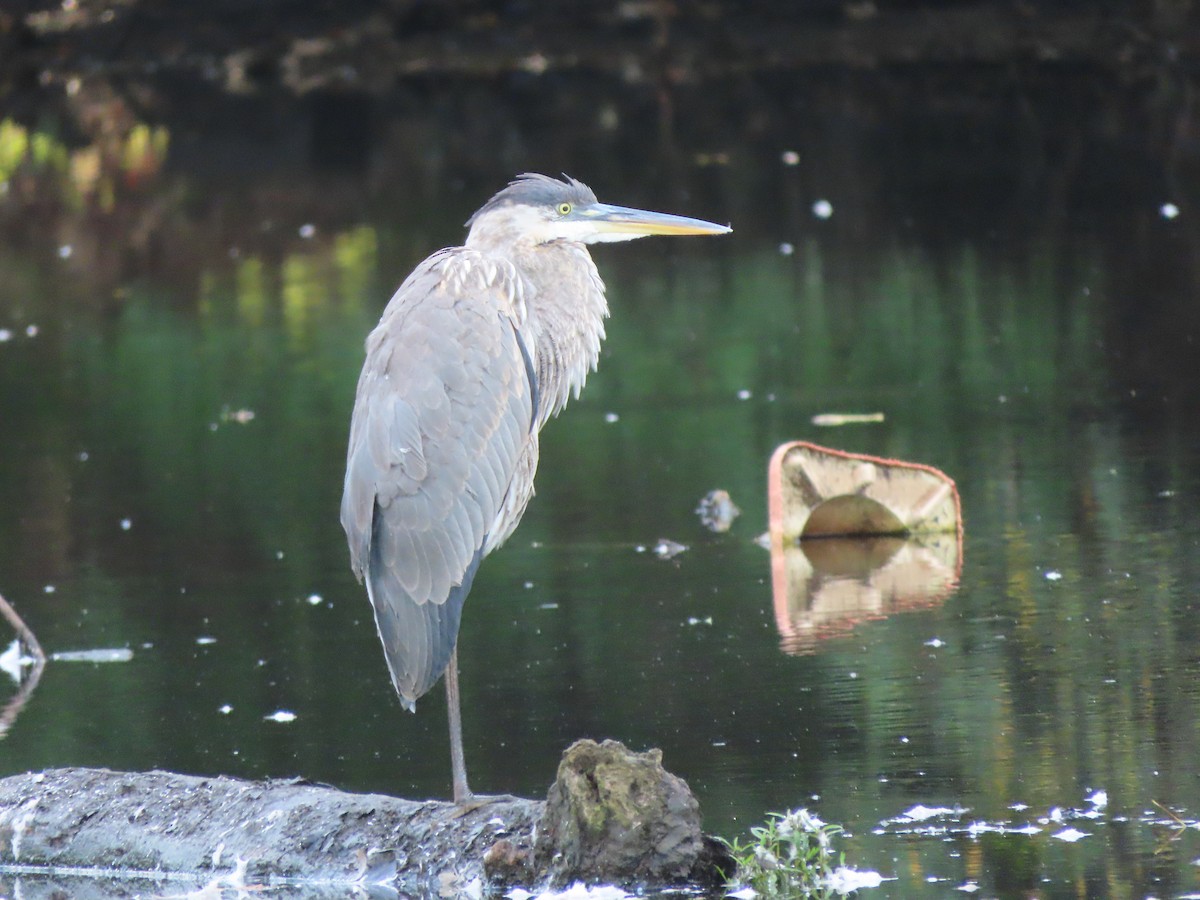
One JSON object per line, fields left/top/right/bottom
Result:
{"left": 0, "top": 739, "right": 731, "bottom": 898}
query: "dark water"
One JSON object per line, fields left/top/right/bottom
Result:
{"left": 2, "top": 66, "right": 1200, "bottom": 896}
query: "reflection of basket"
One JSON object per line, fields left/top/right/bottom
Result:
{"left": 767, "top": 442, "right": 963, "bottom": 654}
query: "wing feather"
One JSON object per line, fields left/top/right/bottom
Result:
{"left": 341, "top": 249, "right": 536, "bottom": 707}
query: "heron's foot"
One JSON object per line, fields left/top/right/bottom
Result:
{"left": 448, "top": 791, "right": 525, "bottom": 816}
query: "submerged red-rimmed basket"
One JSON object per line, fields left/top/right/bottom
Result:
{"left": 767, "top": 441, "right": 964, "bottom": 653}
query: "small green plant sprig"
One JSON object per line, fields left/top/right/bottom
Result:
{"left": 720, "top": 808, "right": 846, "bottom": 898}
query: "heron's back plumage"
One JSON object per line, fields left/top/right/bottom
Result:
{"left": 341, "top": 248, "right": 541, "bottom": 706}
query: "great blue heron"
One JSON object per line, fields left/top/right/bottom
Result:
{"left": 341, "top": 173, "right": 730, "bottom": 801}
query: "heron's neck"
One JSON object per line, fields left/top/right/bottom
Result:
{"left": 510, "top": 241, "right": 610, "bottom": 425}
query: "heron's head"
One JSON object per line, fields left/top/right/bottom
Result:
{"left": 465, "top": 173, "right": 731, "bottom": 250}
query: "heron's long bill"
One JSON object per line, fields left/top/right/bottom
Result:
{"left": 584, "top": 203, "right": 732, "bottom": 237}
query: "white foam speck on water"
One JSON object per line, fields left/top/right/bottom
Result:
{"left": 826, "top": 867, "right": 889, "bottom": 893}
{"left": 264, "top": 710, "right": 296, "bottom": 723}
{"left": 1052, "top": 827, "right": 1089, "bottom": 842}
{"left": 509, "top": 883, "right": 633, "bottom": 900}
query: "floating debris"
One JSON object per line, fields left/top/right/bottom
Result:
{"left": 696, "top": 489, "right": 741, "bottom": 533}
{"left": 604, "top": 412, "right": 619, "bottom": 423}
{"left": 57, "top": 244, "right": 72, "bottom": 259}
{"left": 653, "top": 539, "right": 688, "bottom": 560}
{"left": 736, "top": 388, "right": 752, "bottom": 400}
{"left": 1044, "top": 570, "right": 1063, "bottom": 581}
{"left": 119, "top": 518, "right": 132, "bottom": 531}
{"left": 196, "top": 635, "right": 218, "bottom": 645}
{"left": 779, "top": 242, "right": 795, "bottom": 256}
{"left": 781, "top": 150, "right": 801, "bottom": 166}
{"left": 218, "top": 704, "right": 233, "bottom": 715}
{"left": 924, "top": 637, "right": 945, "bottom": 648}
{"left": 0, "top": 329, "right": 10, "bottom": 342}
{"left": 306, "top": 593, "right": 323, "bottom": 606}
{"left": 811, "top": 411, "right": 885, "bottom": 426}
{"left": 264, "top": 710, "right": 297, "bottom": 723}
{"left": 811, "top": 199, "right": 833, "bottom": 220}
{"left": 685, "top": 616, "right": 713, "bottom": 626}
{"left": 50, "top": 647, "right": 134, "bottom": 663}
{"left": 1161, "top": 202, "right": 1181, "bottom": 219}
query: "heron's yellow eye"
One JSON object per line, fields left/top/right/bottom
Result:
{"left": 556, "top": 202, "right": 573, "bottom": 216}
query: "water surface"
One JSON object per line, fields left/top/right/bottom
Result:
{"left": 2, "top": 67, "right": 1200, "bottom": 897}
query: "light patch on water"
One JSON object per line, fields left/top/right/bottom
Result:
{"left": 0, "top": 640, "right": 34, "bottom": 683}
{"left": 50, "top": 647, "right": 134, "bottom": 663}
{"left": 306, "top": 593, "right": 323, "bottom": 606}
{"left": 218, "top": 704, "right": 233, "bottom": 714}
{"left": 508, "top": 882, "right": 631, "bottom": 900}
{"left": 899, "top": 804, "right": 962, "bottom": 822}
{"left": 264, "top": 710, "right": 297, "bottom": 723}
{"left": 1052, "top": 827, "right": 1089, "bottom": 842}
{"left": 1086, "top": 789, "right": 1108, "bottom": 808}
{"left": 1009, "top": 824, "right": 1043, "bottom": 835}
{"left": 726, "top": 887, "right": 757, "bottom": 900}
{"left": 812, "top": 199, "right": 834, "bottom": 219}
{"left": 1161, "top": 202, "right": 1180, "bottom": 219}
{"left": 196, "top": 636, "right": 217, "bottom": 645}
{"left": 1044, "top": 570, "right": 1063, "bottom": 581}
{"left": 825, "top": 866, "right": 889, "bottom": 893}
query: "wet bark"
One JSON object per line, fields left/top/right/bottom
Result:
{"left": 0, "top": 740, "right": 731, "bottom": 898}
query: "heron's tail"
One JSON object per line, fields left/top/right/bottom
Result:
{"left": 365, "top": 535, "right": 484, "bottom": 712}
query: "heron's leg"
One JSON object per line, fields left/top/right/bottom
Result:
{"left": 446, "top": 645, "right": 472, "bottom": 802}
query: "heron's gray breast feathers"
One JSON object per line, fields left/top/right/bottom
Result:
{"left": 340, "top": 249, "right": 539, "bottom": 703}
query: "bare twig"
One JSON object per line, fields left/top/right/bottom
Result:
{"left": 0, "top": 589, "right": 47, "bottom": 739}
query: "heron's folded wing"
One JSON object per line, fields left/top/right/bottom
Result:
{"left": 340, "top": 250, "right": 536, "bottom": 706}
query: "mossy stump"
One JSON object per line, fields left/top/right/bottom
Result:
{"left": 532, "top": 739, "right": 725, "bottom": 886}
